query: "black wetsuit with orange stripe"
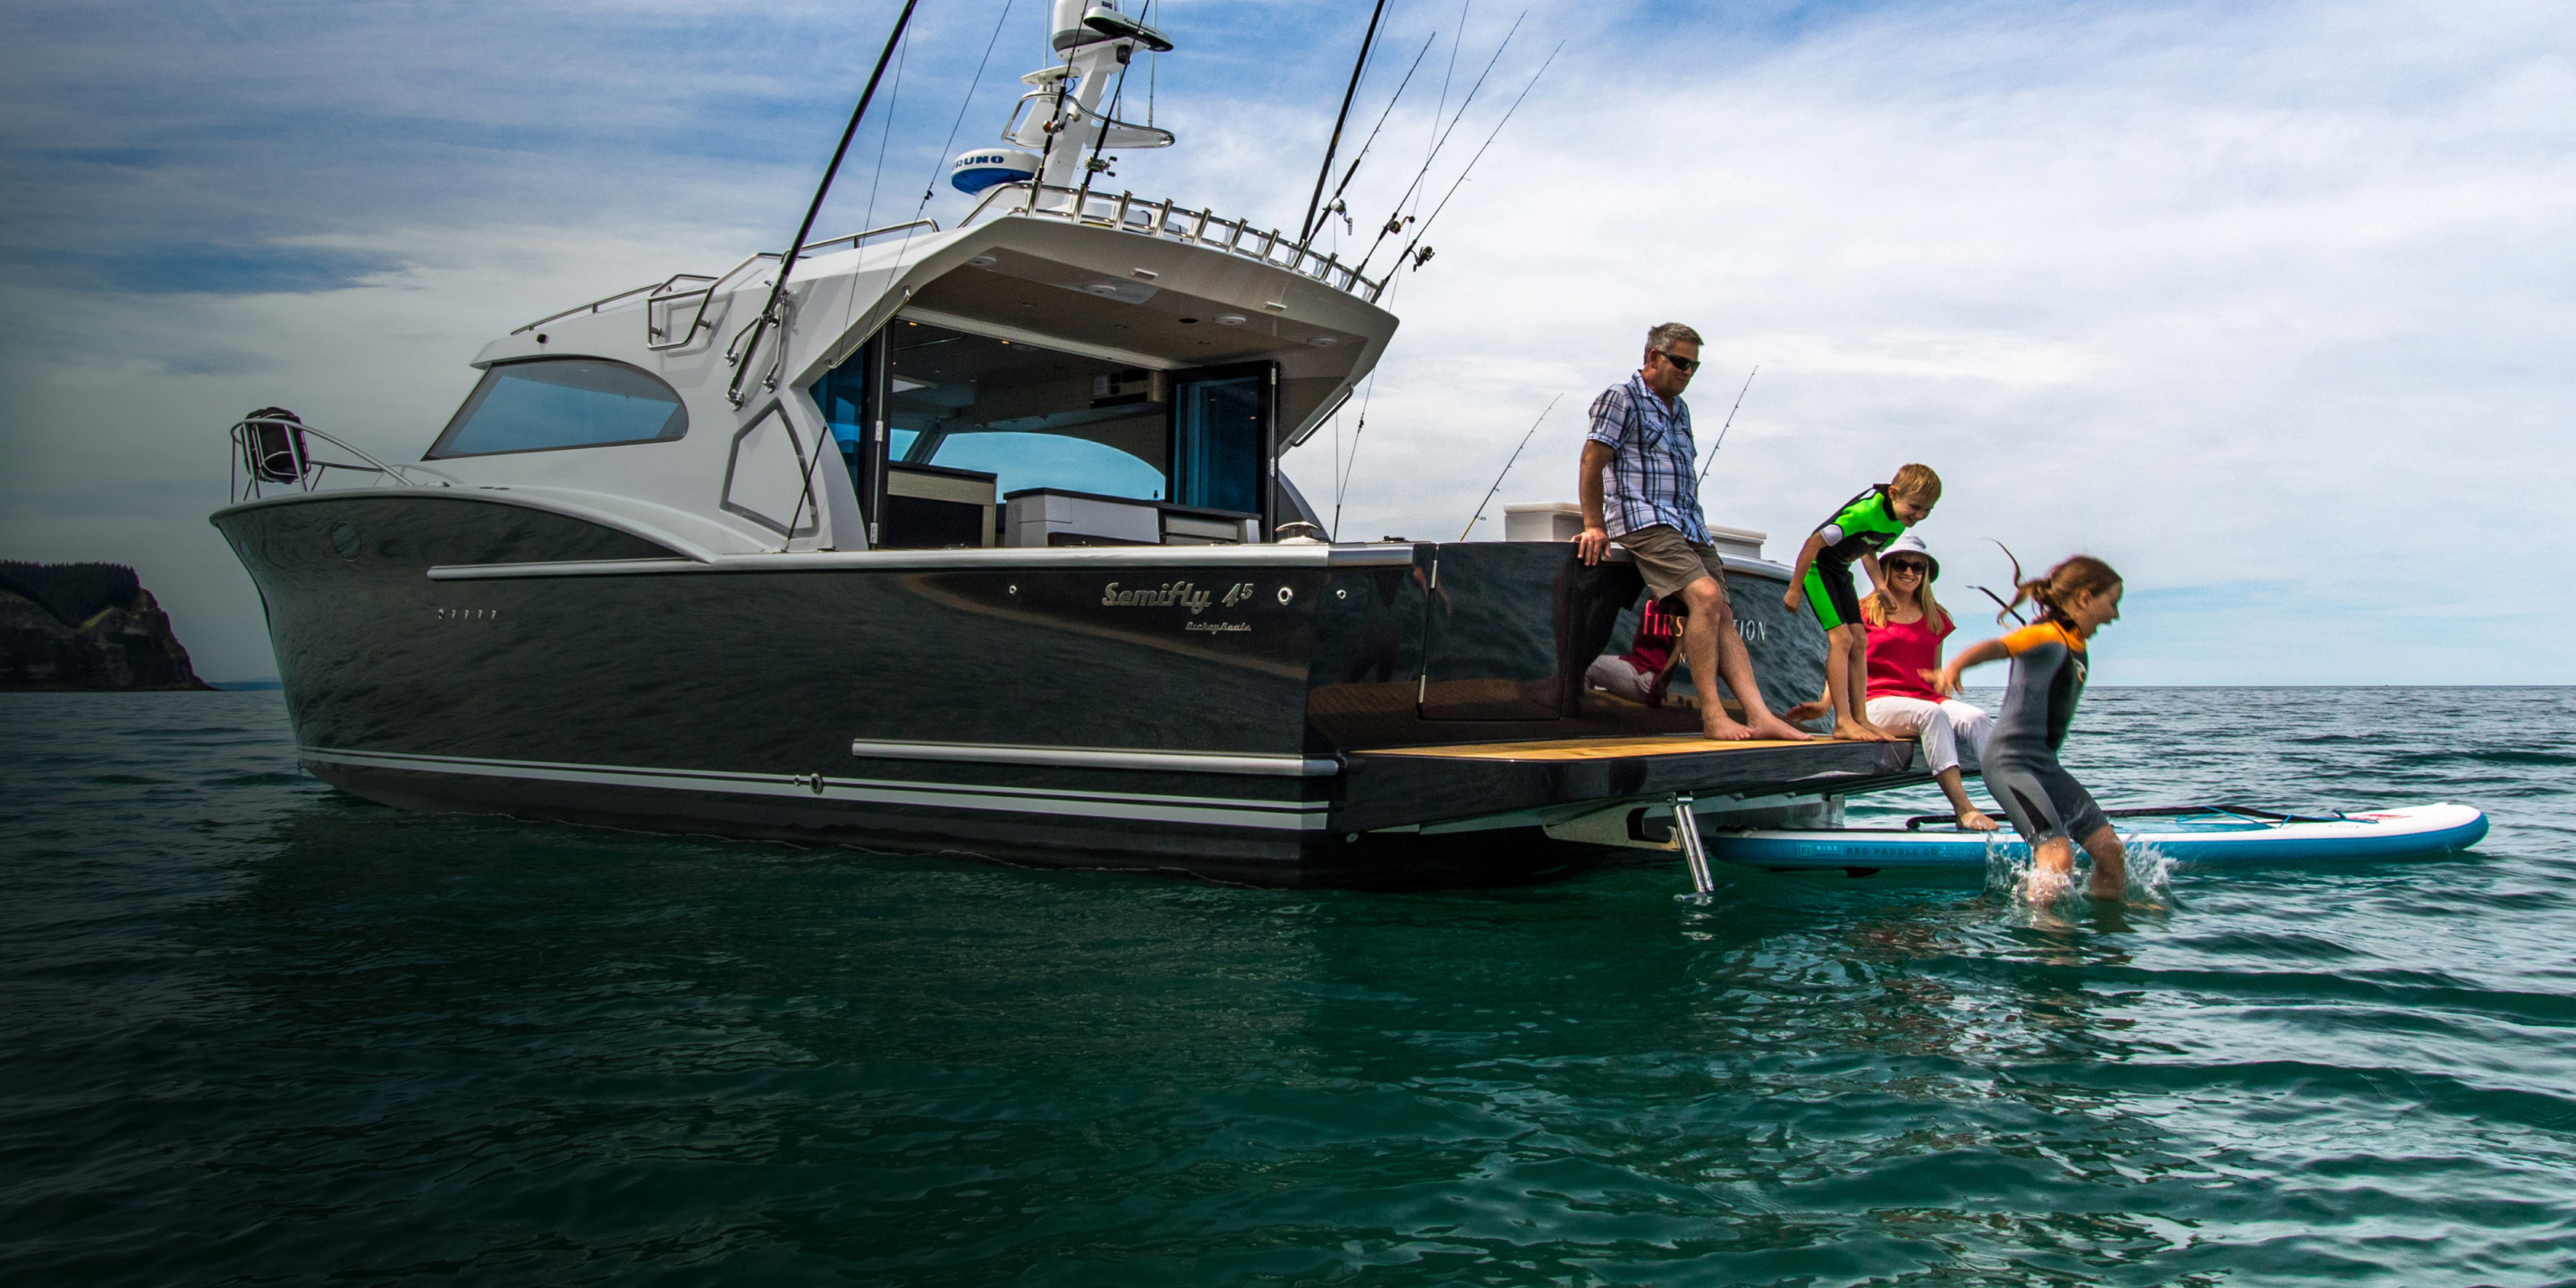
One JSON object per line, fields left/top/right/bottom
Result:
{"left": 1985, "top": 619, "right": 2108, "bottom": 843}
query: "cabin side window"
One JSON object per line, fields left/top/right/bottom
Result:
{"left": 426, "top": 359, "right": 689, "bottom": 459}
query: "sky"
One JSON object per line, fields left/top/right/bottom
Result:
{"left": 2, "top": 0, "right": 2570, "bottom": 683}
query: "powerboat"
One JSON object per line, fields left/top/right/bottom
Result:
{"left": 212, "top": 1, "right": 1918, "bottom": 886}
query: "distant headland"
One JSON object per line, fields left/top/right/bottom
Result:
{"left": 0, "top": 562, "right": 212, "bottom": 691}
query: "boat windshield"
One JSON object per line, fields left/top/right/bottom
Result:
{"left": 426, "top": 359, "right": 687, "bottom": 459}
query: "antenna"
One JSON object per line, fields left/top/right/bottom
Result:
{"left": 727, "top": 0, "right": 925, "bottom": 407}
{"left": 1694, "top": 366, "right": 1757, "bottom": 487}
{"left": 1298, "top": 0, "right": 1391, "bottom": 246}
{"left": 1460, "top": 394, "right": 1562, "bottom": 540}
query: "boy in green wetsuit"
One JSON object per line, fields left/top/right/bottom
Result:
{"left": 1784, "top": 463, "right": 1942, "bottom": 741}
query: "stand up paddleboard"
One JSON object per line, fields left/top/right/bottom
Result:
{"left": 1707, "top": 802, "right": 2488, "bottom": 874}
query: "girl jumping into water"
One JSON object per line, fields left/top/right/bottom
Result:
{"left": 1935, "top": 554, "right": 2128, "bottom": 901}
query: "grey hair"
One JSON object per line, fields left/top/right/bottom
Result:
{"left": 1645, "top": 322, "right": 1702, "bottom": 353}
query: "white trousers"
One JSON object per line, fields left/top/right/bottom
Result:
{"left": 1586, "top": 654, "right": 1656, "bottom": 703}
{"left": 1866, "top": 696, "right": 1992, "bottom": 776}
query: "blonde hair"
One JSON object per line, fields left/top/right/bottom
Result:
{"left": 1890, "top": 462, "right": 1942, "bottom": 505}
{"left": 1998, "top": 550, "right": 2123, "bottom": 624}
{"left": 1861, "top": 562, "right": 1950, "bottom": 631}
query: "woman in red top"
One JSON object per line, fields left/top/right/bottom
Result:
{"left": 1791, "top": 535, "right": 1999, "bottom": 830}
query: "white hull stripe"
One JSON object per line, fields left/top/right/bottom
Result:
{"left": 303, "top": 746, "right": 1331, "bottom": 831}
{"left": 847, "top": 738, "right": 1336, "bottom": 777}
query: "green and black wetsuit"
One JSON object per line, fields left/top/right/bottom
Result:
{"left": 1801, "top": 485, "right": 1907, "bottom": 630}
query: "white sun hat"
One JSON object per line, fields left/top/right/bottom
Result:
{"left": 1881, "top": 533, "right": 1939, "bottom": 580}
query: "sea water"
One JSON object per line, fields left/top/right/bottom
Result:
{"left": 3, "top": 688, "right": 2572, "bottom": 1285}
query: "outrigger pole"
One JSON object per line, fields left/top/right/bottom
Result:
{"left": 729, "top": 0, "right": 926, "bottom": 406}
{"left": 1299, "top": 0, "right": 1392, "bottom": 246}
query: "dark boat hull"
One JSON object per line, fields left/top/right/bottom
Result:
{"left": 215, "top": 490, "right": 1907, "bottom": 885}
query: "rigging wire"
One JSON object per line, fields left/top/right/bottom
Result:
{"left": 1429, "top": 0, "right": 1467, "bottom": 174}
{"left": 911, "top": 0, "right": 1020, "bottom": 225}
{"left": 1298, "top": 0, "right": 1392, "bottom": 246}
{"left": 1330, "top": 265, "right": 1415, "bottom": 538}
{"left": 1352, "top": 9, "right": 1524, "bottom": 280}
{"left": 860, "top": 19, "right": 915, "bottom": 233}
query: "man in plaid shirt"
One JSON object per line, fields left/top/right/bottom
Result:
{"left": 1577, "top": 322, "right": 1811, "bottom": 741}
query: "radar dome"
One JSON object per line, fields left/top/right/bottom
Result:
{"left": 948, "top": 148, "right": 1041, "bottom": 194}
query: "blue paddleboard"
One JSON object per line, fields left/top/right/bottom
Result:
{"left": 1707, "top": 802, "right": 2488, "bottom": 872}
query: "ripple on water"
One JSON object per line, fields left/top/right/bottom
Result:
{"left": 3, "top": 689, "right": 2576, "bottom": 1285}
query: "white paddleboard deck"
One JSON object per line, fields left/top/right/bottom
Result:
{"left": 1707, "top": 802, "right": 2489, "bottom": 872}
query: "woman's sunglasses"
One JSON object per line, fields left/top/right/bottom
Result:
{"left": 1885, "top": 561, "right": 1929, "bottom": 576}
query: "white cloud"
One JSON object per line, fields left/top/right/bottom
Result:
{"left": 5, "top": 0, "right": 2574, "bottom": 682}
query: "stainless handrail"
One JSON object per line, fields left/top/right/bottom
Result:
{"left": 523, "top": 218, "right": 945, "bottom": 347}
{"left": 226, "top": 417, "right": 422, "bottom": 504}
{"left": 960, "top": 182, "right": 1388, "bottom": 300}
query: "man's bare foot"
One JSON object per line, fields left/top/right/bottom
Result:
{"left": 1748, "top": 714, "right": 1814, "bottom": 741}
{"left": 1956, "top": 809, "right": 2000, "bottom": 832}
{"left": 1700, "top": 717, "right": 1759, "bottom": 741}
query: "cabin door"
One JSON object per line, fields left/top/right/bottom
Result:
{"left": 1166, "top": 360, "right": 1275, "bottom": 538}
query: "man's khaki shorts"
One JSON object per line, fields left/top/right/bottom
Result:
{"left": 1614, "top": 525, "right": 1728, "bottom": 606}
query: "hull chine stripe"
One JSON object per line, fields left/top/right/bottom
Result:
{"left": 847, "top": 739, "right": 1337, "bottom": 777}
{"left": 301, "top": 746, "right": 1332, "bottom": 831}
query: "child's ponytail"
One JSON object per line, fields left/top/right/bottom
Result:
{"left": 1996, "top": 546, "right": 2123, "bottom": 623}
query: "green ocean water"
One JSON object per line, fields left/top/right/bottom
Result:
{"left": 3, "top": 688, "right": 2572, "bottom": 1285}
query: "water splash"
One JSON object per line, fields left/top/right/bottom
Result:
{"left": 1985, "top": 828, "right": 2175, "bottom": 913}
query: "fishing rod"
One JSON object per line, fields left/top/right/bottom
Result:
{"left": 1298, "top": 0, "right": 1392, "bottom": 245}
{"left": 1460, "top": 394, "right": 1562, "bottom": 540}
{"left": 1353, "top": 10, "right": 1526, "bottom": 279}
{"left": 728, "top": 0, "right": 924, "bottom": 408}
{"left": 1381, "top": 38, "right": 1559, "bottom": 278}
{"left": 1308, "top": 33, "right": 1436, "bottom": 247}
{"left": 1694, "top": 366, "right": 1757, "bottom": 487}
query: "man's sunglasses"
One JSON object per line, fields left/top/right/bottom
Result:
{"left": 1652, "top": 350, "right": 1700, "bottom": 374}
